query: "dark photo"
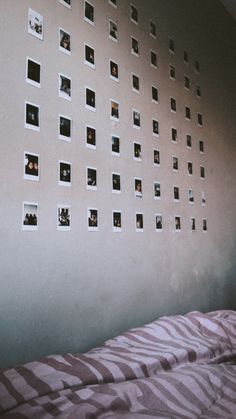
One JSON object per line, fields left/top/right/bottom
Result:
{"left": 24, "top": 152, "right": 39, "bottom": 181}
{"left": 134, "top": 142, "right": 141, "bottom": 160}
{"left": 87, "top": 167, "right": 97, "bottom": 189}
{"left": 113, "top": 211, "right": 121, "bottom": 231}
{"left": 153, "top": 119, "right": 159, "bottom": 135}
{"left": 59, "top": 29, "right": 71, "bottom": 53}
{"left": 173, "top": 156, "right": 178, "bottom": 171}
{"left": 135, "top": 178, "right": 142, "bottom": 197}
{"left": 109, "top": 20, "right": 117, "bottom": 41}
{"left": 86, "top": 88, "right": 96, "bottom": 109}
{"left": 150, "top": 20, "right": 156, "bottom": 38}
{"left": 155, "top": 214, "right": 162, "bottom": 230}
{"left": 59, "top": 115, "right": 71, "bottom": 140}
{"left": 175, "top": 216, "right": 181, "bottom": 230}
{"left": 188, "top": 189, "right": 194, "bottom": 203}
{"left": 200, "top": 166, "right": 205, "bottom": 179}
{"left": 85, "top": 44, "right": 95, "bottom": 66}
{"left": 154, "top": 149, "right": 160, "bottom": 165}
{"left": 191, "top": 218, "right": 196, "bottom": 231}
{"left": 151, "top": 50, "right": 157, "bottom": 67}
{"left": 111, "top": 100, "right": 119, "bottom": 119}
{"left": 59, "top": 74, "right": 71, "bottom": 100}
{"left": 186, "top": 134, "right": 192, "bottom": 148}
{"left": 174, "top": 186, "right": 179, "bottom": 201}
{"left": 188, "top": 161, "right": 193, "bottom": 175}
{"left": 132, "top": 74, "right": 139, "bottom": 91}
{"left": 133, "top": 110, "right": 140, "bottom": 127}
{"left": 131, "top": 37, "right": 139, "bottom": 55}
{"left": 59, "top": 161, "right": 71, "bottom": 185}
{"left": 112, "top": 135, "right": 120, "bottom": 154}
{"left": 85, "top": 1, "right": 94, "bottom": 23}
{"left": 136, "top": 213, "right": 143, "bottom": 230}
{"left": 58, "top": 206, "right": 70, "bottom": 230}
{"left": 154, "top": 182, "right": 161, "bottom": 199}
{"left": 130, "top": 4, "right": 138, "bottom": 23}
{"left": 60, "top": 0, "right": 71, "bottom": 7}
{"left": 112, "top": 173, "right": 121, "bottom": 192}
{"left": 172, "top": 127, "right": 177, "bottom": 142}
{"left": 203, "top": 219, "right": 207, "bottom": 231}
{"left": 110, "top": 60, "right": 118, "bottom": 79}
{"left": 88, "top": 208, "right": 98, "bottom": 230}
{"left": 152, "top": 86, "right": 158, "bottom": 102}
{"left": 25, "top": 102, "right": 39, "bottom": 130}
{"left": 86, "top": 126, "right": 96, "bottom": 148}
{"left": 27, "top": 58, "right": 40, "bottom": 86}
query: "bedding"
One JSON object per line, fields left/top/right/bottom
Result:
{"left": 0, "top": 310, "right": 235, "bottom": 418}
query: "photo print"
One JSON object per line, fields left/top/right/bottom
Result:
{"left": 201, "top": 191, "right": 206, "bottom": 206}
{"left": 170, "top": 97, "right": 176, "bottom": 112}
{"left": 59, "top": 161, "right": 71, "bottom": 186}
{"left": 196, "top": 85, "right": 201, "bottom": 98}
{"left": 153, "top": 119, "right": 159, "bottom": 136}
{"left": 57, "top": 205, "right": 70, "bottom": 231}
{"left": 111, "top": 100, "right": 119, "bottom": 120}
{"left": 203, "top": 218, "right": 207, "bottom": 232}
{"left": 136, "top": 213, "right": 143, "bottom": 231}
{"left": 26, "top": 58, "right": 41, "bottom": 87}
{"left": 110, "top": 60, "right": 119, "bottom": 80}
{"left": 112, "top": 173, "right": 121, "bottom": 193}
{"left": 184, "top": 76, "right": 190, "bottom": 89}
{"left": 131, "top": 37, "right": 139, "bottom": 56}
{"left": 130, "top": 4, "right": 138, "bottom": 23}
{"left": 134, "top": 142, "right": 141, "bottom": 161}
{"left": 59, "top": 115, "right": 71, "bottom": 141}
{"left": 86, "top": 126, "right": 96, "bottom": 149}
{"left": 111, "top": 135, "right": 120, "bottom": 155}
{"left": 109, "top": 20, "right": 118, "bottom": 41}
{"left": 187, "top": 161, "right": 193, "bottom": 175}
{"left": 175, "top": 216, "right": 181, "bottom": 231}
{"left": 169, "top": 64, "right": 175, "bottom": 80}
{"left": 133, "top": 110, "right": 140, "bottom": 128}
{"left": 88, "top": 208, "right": 98, "bottom": 231}
{"left": 169, "top": 37, "right": 175, "bottom": 53}
{"left": 25, "top": 102, "right": 40, "bottom": 131}
{"left": 172, "top": 128, "right": 177, "bottom": 142}
{"left": 113, "top": 211, "right": 122, "bottom": 232}
{"left": 86, "top": 87, "right": 96, "bottom": 110}
{"left": 84, "top": 1, "right": 94, "bottom": 24}
{"left": 188, "top": 188, "right": 194, "bottom": 203}
{"left": 174, "top": 186, "right": 179, "bottom": 201}
{"left": 173, "top": 156, "right": 178, "bottom": 171}
{"left": 199, "top": 140, "right": 204, "bottom": 153}
{"left": 135, "top": 178, "right": 142, "bottom": 197}
{"left": 185, "top": 106, "right": 191, "bottom": 120}
{"left": 154, "top": 182, "right": 161, "bottom": 199}
{"left": 28, "top": 9, "right": 43, "bottom": 40}
{"left": 132, "top": 74, "right": 140, "bottom": 92}
{"left": 149, "top": 20, "right": 156, "bottom": 38}
{"left": 154, "top": 149, "right": 160, "bottom": 165}
{"left": 59, "top": 73, "right": 71, "bottom": 100}
{"left": 87, "top": 167, "right": 97, "bottom": 190}
{"left": 85, "top": 44, "right": 95, "bottom": 67}
{"left": 150, "top": 50, "right": 157, "bottom": 67}
{"left": 109, "top": 0, "right": 117, "bottom": 7}
{"left": 59, "top": 0, "right": 71, "bottom": 9}
{"left": 191, "top": 217, "right": 196, "bottom": 231}
{"left": 186, "top": 134, "right": 192, "bottom": 148}
{"left": 152, "top": 86, "right": 158, "bottom": 102}
{"left": 198, "top": 113, "right": 203, "bottom": 126}
{"left": 155, "top": 214, "right": 162, "bottom": 231}
{"left": 59, "top": 28, "right": 71, "bottom": 54}
{"left": 24, "top": 152, "right": 39, "bottom": 181}
{"left": 200, "top": 166, "right": 205, "bottom": 179}
{"left": 22, "top": 202, "right": 38, "bottom": 231}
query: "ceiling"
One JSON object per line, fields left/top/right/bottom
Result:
{"left": 220, "top": 0, "right": 236, "bottom": 21}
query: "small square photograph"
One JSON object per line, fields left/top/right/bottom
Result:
{"left": 149, "top": 20, "right": 156, "bottom": 38}
{"left": 152, "top": 86, "right": 158, "bottom": 102}
{"left": 28, "top": 8, "right": 43, "bottom": 40}
{"left": 172, "top": 128, "right": 177, "bottom": 142}
{"left": 155, "top": 214, "right": 162, "bottom": 231}
{"left": 200, "top": 166, "right": 205, "bottom": 179}
{"left": 133, "top": 110, "right": 140, "bottom": 128}
{"left": 85, "top": 1, "right": 94, "bottom": 23}
{"left": 199, "top": 140, "right": 204, "bottom": 153}
{"left": 112, "top": 173, "right": 121, "bottom": 193}
{"left": 173, "top": 156, "right": 178, "bottom": 171}
{"left": 59, "top": 29, "right": 71, "bottom": 54}
{"left": 136, "top": 213, "right": 143, "bottom": 231}
{"left": 111, "top": 100, "right": 119, "bottom": 120}
{"left": 150, "top": 50, "right": 157, "bottom": 68}
{"left": 87, "top": 167, "right": 97, "bottom": 190}
{"left": 59, "top": 115, "right": 71, "bottom": 140}
{"left": 109, "top": 20, "right": 118, "bottom": 41}
{"left": 191, "top": 217, "right": 196, "bottom": 231}
{"left": 186, "top": 134, "right": 192, "bottom": 148}
{"left": 131, "top": 37, "right": 139, "bottom": 56}
{"left": 132, "top": 74, "right": 139, "bottom": 92}
{"left": 135, "top": 178, "right": 142, "bottom": 197}
{"left": 57, "top": 205, "right": 70, "bottom": 231}
{"left": 169, "top": 64, "right": 175, "bottom": 80}
{"left": 154, "top": 182, "right": 161, "bottom": 199}
{"left": 85, "top": 44, "right": 95, "bottom": 67}
{"left": 188, "top": 189, "right": 194, "bottom": 203}
{"left": 86, "top": 126, "right": 96, "bottom": 149}
{"left": 198, "top": 113, "right": 203, "bottom": 126}
{"left": 112, "top": 135, "right": 120, "bottom": 155}
{"left": 187, "top": 161, "right": 193, "bottom": 175}
{"left": 203, "top": 218, "right": 207, "bottom": 232}
{"left": 59, "top": 74, "right": 71, "bottom": 100}
{"left": 152, "top": 119, "right": 159, "bottom": 136}
{"left": 109, "top": 0, "right": 117, "bottom": 7}
{"left": 169, "top": 37, "right": 175, "bottom": 53}
{"left": 130, "top": 4, "right": 138, "bottom": 23}
{"left": 134, "top": 142, "right": 142, "bottom": 161}
{"left": 26, "top": 58, "right": 41, "bottom": 87}
{"left": 174, "top": 186, "right": 179, "bottom": 201}
{"left": 110, "top": 60, "right": 119, "bottom": 80}
{"left": 175, "top": 216, "right": 181, "bottom": 231}
{"left": 25, "top": 102, "right": 40, "bottom": 131}
{"left": 24, "top": 152, "right": 39, "bottom": 181}
{"left": 60, "top": 0, "right": 71, "bottom": 8}
{"left": 201, "top": 191, "right": 206, "bottom": 206}
{"left": 88, "top": 208, "right": 98, "bottom": 231}
{"left": 86, "top": 87, "right": 96, "bottom": 110}
{"left": 22, "top": 202, "right": 38, "bottom": 230}
{"left": 59, "top": 161, "right": 71, "bottom": 186}
{"left": 153, "top": 149, "right": 160, "bottom": 165}
{"left": 113, "top": 211, "right": 122, "bottom": 232}
{"left": 185, "top": 106, "right": 191, "bottom": 120}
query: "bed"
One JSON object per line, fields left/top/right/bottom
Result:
{"left": 0, "top": 310, "right": 236, "bottom": 418}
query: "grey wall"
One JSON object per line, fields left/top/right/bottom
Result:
{"left": 0, "top": 0, "right": 236, "bottom": 368}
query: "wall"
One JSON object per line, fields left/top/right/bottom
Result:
{"left": 0, "top": 0, "right": 236, "bottom": 368}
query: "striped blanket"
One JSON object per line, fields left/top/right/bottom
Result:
{"left": 0, "top": 310, "right": 236, "bottom": 418}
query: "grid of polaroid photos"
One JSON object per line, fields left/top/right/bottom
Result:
{"left": 22, "top": 1, "right": 207, "bottom": 233}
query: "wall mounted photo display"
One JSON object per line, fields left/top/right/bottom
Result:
{"left": 110, "top": 99, "right": 119, "bottom": 121}
{"left": 171, "top": 127, "right": 177, "bottom": 142}
{"left": 109, "top": 0, "right": 117, "bottom": 8}
{"left": 154, "top": 181, "right": 161, "bottom": 199}
{"left": 25, "top": 101, "right": 40, "bottom": 131}
{"left": 169, "top": 64, "right": 175, "bottom": 80}
{"left": 88, "top": 208, "right": 98, "bottom": 231}
{"left": 24, "top": 152, "right": 39, "bottom": 181}
{"left": 59, "top": 0, "right": 71, "bottom": 9}
{"left": 187, "top": 161, "right": 193, "bottom": 175}
{"left": 184, "top": 50, "right": 189, "bottom": 64}
{"left": 113, "top": 210, "right": 121, "bottom": 232}
{"left": 134, "top": 142, "right": 142, "bottom": 161}
{"left": 186, "top": 134, "right": 192, "bottom": 148}
{"left": 111, "top": 135, "right": 120, "bottom": 155}
{"left": 110, "top": 60, "right": 119, "bottom": 81}
{"left": 203, "top": 218, "right": 207, "bottom": 232}
{"left": 112, "top": 172, "right": 121, "bottom": 193}
{"left": 200, "top": 166, "right": 205, "bottom": 179}
{"left": 149, "top": 20, "right": 156, "bottom": 38}
{"left": 199, "top": 140, "right": 204, "bottom": 153}
{"left": 59, "top": 115, "right": 71, "bottom": 141}
{"left": 130, "top": 4, "right": 138, "bottom": 24}
{"left": 136, "top": 212, "right": 143, "bottom": 231}
{"left": 109, "top": 19, "right": 118, "bottom": 42}
{"left": 155, "top": 214, "right": 162, "bottom": 231}
{"left": 84, "top": 1, "right": 94, "bottom": 24}
{"left": 201, "top": 191, "right": 206, "bottom": 206}
{"left": 87, "top": 167, "right": 97, "bottom": 190}
{"left": 198, "top": 113, "right": 203, "bottom": 126}
{"left": 85, "top": 44, "right": 95, "bottom": 68}
{"left": 152, "top": 86, "right": 158, "bottom": 102}
{"left": 26, "top": 57, "right": 41, "bottom": 87}
{"left": 188, "top": 188, "right": 194, "bottom": 203}
{"left": 132, "top": 73, "right": 140, "bottom": 92}
{"left": 86, "top": 125, "right": 96, "bottom": 149}
{"left": 170, "top": 97, "right": 176, "bottom": 112}
{"left": 135, "top": 178, "right": 142, "bottom": 197}
{"left": 196, "top": 85, "right": 201, "bottom": 98}
{"left": 59, "top": 73, "right": 71, "bottom": 101}
{"left": 168, "top": 37, "right": 175, "bottom": 54}
{"left": 85, "top": 87, "right": 96, "bottom": 111}
{"left": 150, "top": 50, "right": 157, "bottom": 68}
{"left": 131, "top": 37, "right": 139, "bottom": 56}
{"left": 153, "top": 149, "right": 160, "bottom": 166}
{"left": 57, "top": 205, "right": 71, "bottom": 231}
{"left": 174, "top": 185, "right": 179, "bottom": 201}
{"left": 22, "top": 202, "right": 38, "bottom": 231}
{"left": 175, "top": 215, "right": 181, "bottom": 231}
{"left": 184, "top": 75, "right": 190, "bottom": 90}
{"left": 173, "top": 156, "right": 178, "bottom": 171}
{"left": 133, "top": 110, "right": 140, "bottom": 128}
{"left": 152, "top": 119, "right": 159, "bottom": 136}
{"left": 59, "top": 161, "right": 71, "bottom": 186}
{"left": 191, "top": 217, "right": 196, "bottom": 231}
{"left": 28, "top": 9, "right": 43, "bottom": 40}
{"left": 185, "top": 106, "right": 191, "bottom": 120}
{"left": 59, "top": 28, "right": 71, "bottom": 55}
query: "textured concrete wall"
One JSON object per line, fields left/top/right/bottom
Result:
{"left": 0, "top": 0, "right": 236, "bottom": 368}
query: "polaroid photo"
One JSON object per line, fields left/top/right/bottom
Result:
{"left": 59, "top": 115, "right": 71, "bottom": 141}
{"left": 59, "top": 0, "right": 71, "bottom": 9}
{"left": 186, "top": 134, "right": 192, "bottom": 148}
{"left": 136, "top": 213, "right": 143, "bottom": 232}
{"left": 154, "top": 149, "right": 160, "bottom": 166}
{"left": 59, "top": 161, "right": 71, "bottom": 186}
{"left": 59, "top": 73, "right": 71, "bottom": 101}
{"left": 110, "top": 99, "right": 119, "bottom": 121}
{"left": 87, "top": 167, "right": 97, "bottom": 190}
{"left": 109, "top": 0, "right": 117, "bottom": 8}
{"left": 131, "top": 37, "right": 139, "bottom": 56}
{"left": 113, "top": 211, "right": 122, "bottom": 232}
{"left": 112, "top": 173, "right": 121, "bottom": 193}
{"left": 201, "top": 191, "right": 206, "bottom": 206}
{"left": 25, "top": 101, "right": 40, "bottom": 131}
{"left": 84, "top": 1, "right": 94, "bottom": 24}
{"left": 85, "top": 87, "right": 96, "bottom": 111}
{"left": 169, "top": 37, "right": 175, "bottom": 54}
{"left": 170, "top": 97, "right": 176, "bottom": 112}
{"left": 135, "top": 178, "right": 142, "bottom": 197}
{"left": 150, "top": 50, "right": 157, "bottom": 68}
{"left": 184, "top": 50, "right": 189, "bottom": 64}
{"left": 203, "top": 218, "right": 207, "bottom": 232}
{"left": 185, "top": 106, "right": 191, "bottom": 120}
{"left": 26, "top": 57, "right": 41, "bottom": 87}
{"left": 188, "top": 188, "right": 194, "bottom": 204}
{"left": 169, "top": 64, "right": 175, "bottom": 80}
{"left": 152, "top": 119, "right": 159, "bottom": 136}
{"left": 149, "top": 20, "right": 156, "bottom": 38}
{"left": 200, "top": 166, "right": 205, "bottom": 179}
{"left": 110, "top": 60, "right": 119, "bottom": 81}
{"left": 22, "top": 202, "right": 38, "bottom": 231}
{"left": 111, "top": 135, "right": 120, "bottom": 156}
{"left": 132, "top": 73, "right": 140, "bottom": 92}
{"left": 154, "top": 182, "right": 161, "bottom": 199}
{"left": 57, "top": 205, "right": 71, "bottom": 231}
{"left": 174, "top": 186, "right": 179, "bottom": 201}
{"left": 85, "top": 44, "right": 95, "bottom": 68}
{"left": 187, "top": 161, "right": 193, "bottom": 176}
{"left": 173, "top": 156, "right": 178, "bottom": 171}
{"left": 28, "top": 9, "right": 43, "bottom": 40}
{"left": 175, "top": 216, "right": 181, "bottom": 231}
{"left": 130, "top": 4, "right": 138, "bottom": 24}
{"left": 86, "top": 125, "right": 96, "bottom": 149}
{"left": 155, "top": 214, "right": 162, "bottom": 231}
{"left": 171, "top": 127, "right": 177, "bottom": 142}
{"left": 152, "top": 86, "right": 158, "bottom": 103}
{"left": 199, "top": 140, "right": 204, "bottom": 153}
{"left": 191, "top": 217, "right": 196, "bottom": 232}
{"left": 88, "top": 208, "right": 98, "bottom": 231}
{"left": 184, "top": 75, "right": 190, "bottom": 90}
{"left": 196, "top": 85, "right": 201, "bottom": 98}
{"left": 24, "top": 152, "right": 39, "bottom": 181}
{"left": 134, "top": 142, "right": 142, "bottom": 161}
{"left": 133, "top": 110, "right": 140, "bottom": 128}
{"left": 109, "top": 19, "right": 118, "bottom": 42}
{"left": 59, "top": 28, "right": 71, "bottom": 55}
